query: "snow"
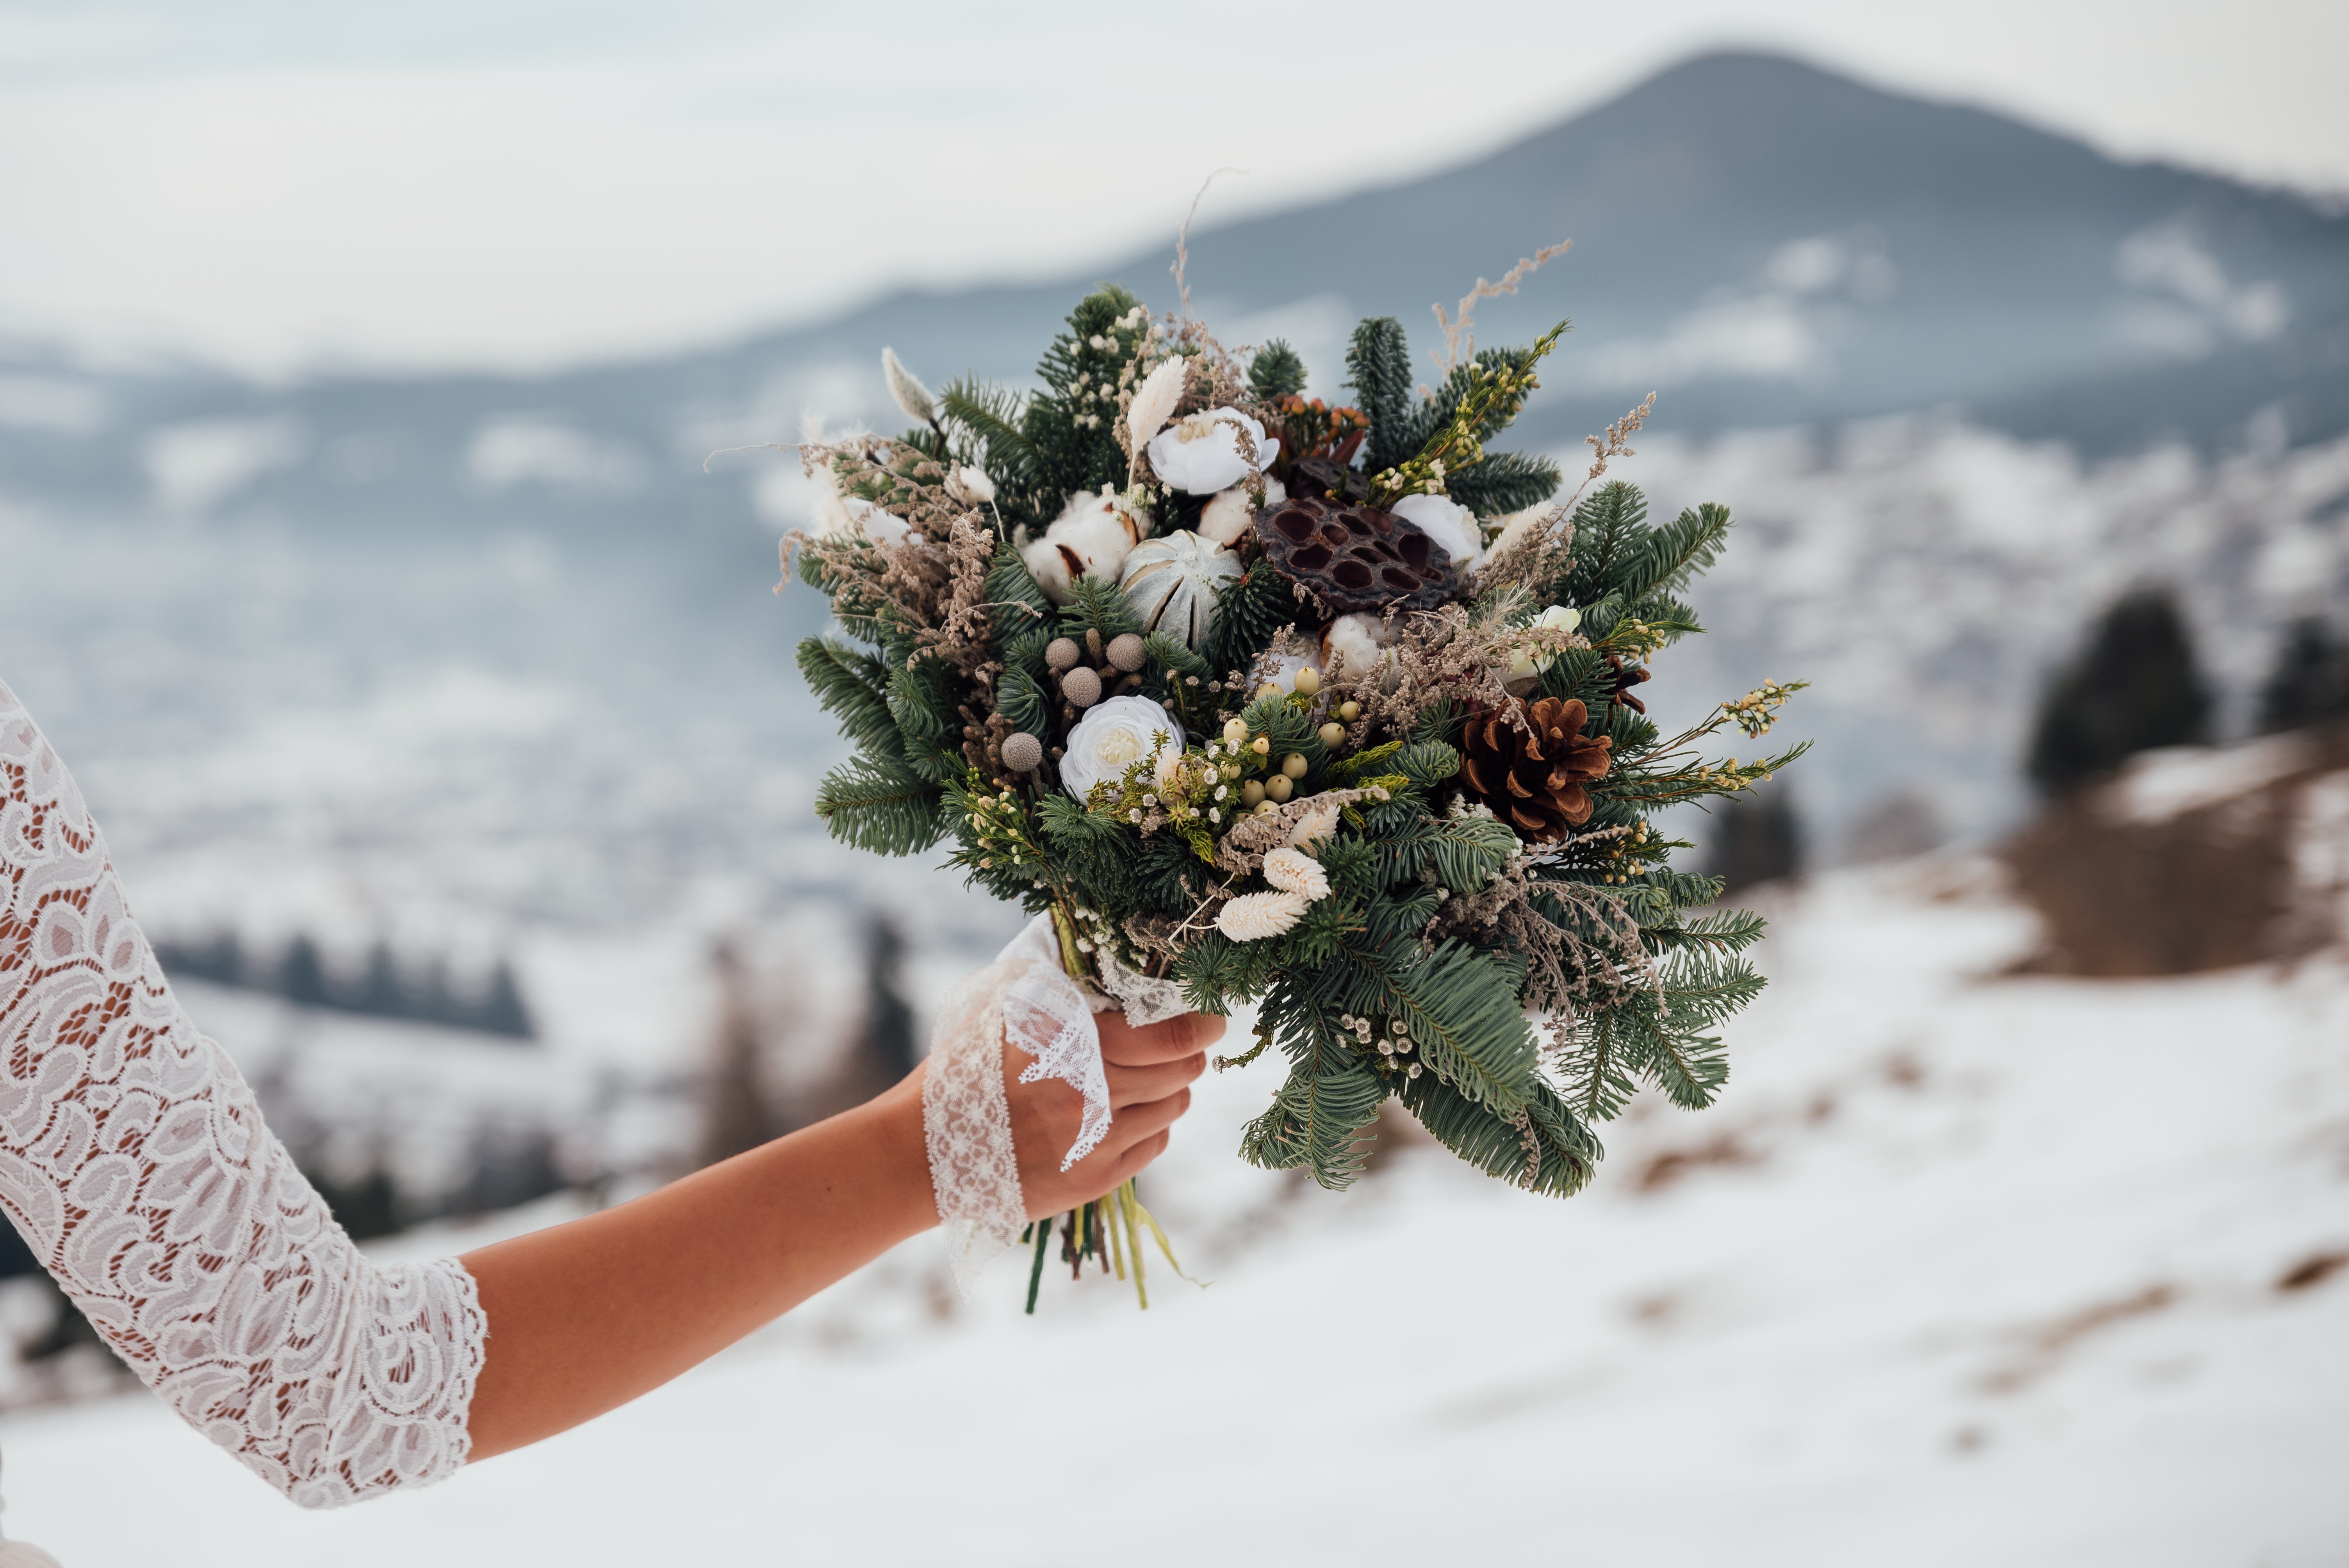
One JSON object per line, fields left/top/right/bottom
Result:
{"left": 3, "top": 858, "right": 2343, "bottom": 1564}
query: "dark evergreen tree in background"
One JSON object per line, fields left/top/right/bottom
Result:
{"left": 1706, "top": 785, "right": 1804, "bottom": 895}
{"left": 857, "top": 916, "right": 918, "bottom": 1084}
{"left": 278, "top": 934, "right": 330, "bottom": 1008}
{"left": 2257, "top": 615, "right": 2349, "bottom": 733}
{"left": 2026, "top": 588, "right": 2211, "bottom": 796}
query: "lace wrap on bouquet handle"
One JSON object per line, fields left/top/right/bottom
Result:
{"left": 921, "top": 914, "right": 1121, "bottom": 1295}
{"left": 0, "top": 681, "right": 485, "bottom": 1509}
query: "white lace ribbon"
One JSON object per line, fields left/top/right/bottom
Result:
{"left": 928, "top": 913, "right": 1200, "bottom": 1295}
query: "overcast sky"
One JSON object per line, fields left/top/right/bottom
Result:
{"left": 2, "top": 0, "right": 2343, "bottom": 377}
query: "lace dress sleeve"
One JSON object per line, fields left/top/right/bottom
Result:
{"left": 0, "top": 681, "right": 486, "bottom": 1508}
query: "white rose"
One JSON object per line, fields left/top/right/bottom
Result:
{"left": 1125, "top": 356, "right": 1189, "bottom": 453}
{"left": 1061, "top": 695, "right": 1179, "bottom": 801}
{"left": 1021, "top": 487, "right": 1142, "bottom": 604}
{"left": 1146, "top": 406, "right": 1281, "bottom": 495}
{"left": 1198, "top": 474, "right": 1284, "bottom": 547}
{"left": 1391, "top": 492, "right": 1484, "bottom": 567}
{"left": 1319, "top": 611, "right": 1392, "bottom": 682}
{"left": 1504, "top": 604, "right": 1583, "bottom": 688}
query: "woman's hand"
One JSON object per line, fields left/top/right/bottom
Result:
{"left": 1009, "top": 1009, "right": 1221, "bottom": 1217}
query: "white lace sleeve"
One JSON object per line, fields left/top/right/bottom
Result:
{"left": 0, "top": 681, "right": 486, "bottom": 1509}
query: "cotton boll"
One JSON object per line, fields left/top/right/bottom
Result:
{"left": 1125, "top": 356, "right": 1189, "bottom": 452}
{"left": 1198, "top": 474, "right": 1284, "bottom": 547}
{"left": 1021, "top": 535, "right": 1079, "bottom": 603}
{"left": 1147, "top": 407, "right": 1281, "bottom": 495}
{"left": 1319, "top": 612, "right": 1392, "bottom": 682}
{"left": 1391, "top": 492, "right": 1484, "bottom": 567}
{"left": 1488, "top": 499, "right": 1562, "bottom": 564}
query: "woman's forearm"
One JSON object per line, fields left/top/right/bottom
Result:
{"left": 460, "top": 1075, "right": 933, "bottom": 1461}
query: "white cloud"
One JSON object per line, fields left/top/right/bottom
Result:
{"left": 465, "top": 417, "right": 645, "bottom": 496}
{"left": 0, "top": 374, "right": 109, "bottom": 434}
{"left": 2115, "top": 221, "right": 2290, "bottom": 351}
{"left": 143, "top": 415, "right": 305, "bottom": 513}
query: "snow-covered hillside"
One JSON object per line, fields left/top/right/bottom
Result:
{"left": 2, "top": 858, "right": 2340, "bottom": 1566}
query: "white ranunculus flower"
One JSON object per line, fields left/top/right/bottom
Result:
{"left": 1060, "top": 695, "right": 1178, "bottom": 801}
{"left": 1146, "top": 406, "right": 1281, "bottom": 495}
{"left": 1504, "top": 604, "right": 1583, "bottom": 688}
{"left": 1319, "top": 611, "right": 1392, "bottom": 682}
{"left": 1391, "top": 492, "right": 1484, "bottom": 567}
{"left": 1020, "top": 487, "right": 1142, "bottom": 604}
{"left": 1197, "top": 474, "right": 1283, "bottom": 547}
{"left": 1125, "top": 356, "right": 1189, "bottom": 453}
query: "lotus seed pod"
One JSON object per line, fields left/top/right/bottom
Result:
{"left": 1222, "top": 717, "right": 1249, "bottom": 746}
{"left": 1337, "top": 700, "right": 1362, "bottom": 721}
{"left": 1293, "top": 665, "right": 1321, "bottom": 697}
{"left": 1280, "top": 753, "right": 1308, "bottom": 780}
{"left": 1250, "top": 736, "right": 1271, "bottom": 755}
{"left": 1266, "top": 775, "right": 1294, "bottom": 803}
{"left": 1107, "top": 633, "right": 1148, "bottom": 672}
{"left": 1002, "top": 732, "right": 1044, "bottom": 772}
{"left": 1240, "top": 779, "right": 1267, "bottom": 807}
{"left": 1317, "top": 721, "right": 1347, "bottom": 748}
{"left": 1046, "top": 637, "right": 1082, "bottom": 672}
{"left": 1060, "top": 666, "right": 1103, "bottom": 707}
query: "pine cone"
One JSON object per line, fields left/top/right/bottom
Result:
{"left": 1458, "top": 697, "right": 1613, "bottom": 841}
{"left": 1605, "top": 654, "right": 1652, "bottom": 715}
{"left": 1255, "top": 495, "right": 1454, "bottom": 612}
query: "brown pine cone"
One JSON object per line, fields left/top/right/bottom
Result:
{"left": 1458, "top": 696, "right": 1614, "bottom": 841}
{"left": 1605, "top": 655, "right": 1652, "bottom": 715}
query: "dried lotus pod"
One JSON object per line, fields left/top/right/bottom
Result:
{"left": 1060, "top": 666, "right": 1103, "bottom": 707}
{"left": 1253, "top": 495, "right": 1454, "bottom": 613}
{"left": 1118, "top": 530, "right": 1242, "bottom": 650}
{"left": 1106, "top": 633, "right": 1148, "bottom": 672}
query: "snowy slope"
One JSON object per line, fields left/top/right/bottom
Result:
{"left": 1, "top": 858, "right": 2341, "bottom": 1566}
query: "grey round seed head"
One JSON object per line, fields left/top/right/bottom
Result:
{"left": 1060, "top": 666, "right": 1103, "bottom": 707}
{"left": 1001, "top": 732, "right": 1044, "bottom": 772}
{"left": 1107, "top": 633, "right": 1148, "bottom": 672}
{"left": 1045, "top": 637, "right": 1082, "bottom": 673}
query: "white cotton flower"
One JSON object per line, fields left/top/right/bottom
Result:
{"left": 1020, "top": 487, "right": 1142, "bottom": 604}
{"left": 1262, "top": 845, "right": 1331, "bottom": 901}
{"left": 1216, "top": 889, "right": 1310, "bottom": 943}
{"left": 1198, "top": 474, "right": 1283, "bottom": 547}
{"left": 1125, "top": 356, "right": 1189, "bottom": 453}
{"left": 1319, "top": 611, "right": 1392, "bottom": 682}
{"left": 1391, "top": 492, "right": 1485, "bottom": 567}
{"left": 1287, "top": 799, "right": 1343, "bottom": 850}
{"left": 1146, "top": 406, "right": 1280, "bottom": 495}
{"left": 1504, "top": 604, "right": 1583, "bottom": 689}
{"left": 1060, "top": 695, "right": 1178, "bottom": 800}
{"left": 880, "top": 347, "right": 936, "bottom": 424}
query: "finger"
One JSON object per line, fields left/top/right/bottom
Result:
{"left": 1100, "top": 1011, "right": 1227, "bottom": 1067}
{"left": 1105, "top": 1052, "right": 1205, "bottom": 1109}
{"left": 1098, "top": 1087, "right": 1191, "bottom": 1153}
{"left": 1105, "top": 1128, "right": 1171, "bottom": 1188}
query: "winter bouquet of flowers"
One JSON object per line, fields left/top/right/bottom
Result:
{"left": 780, "top": 262, "right": 1803, "bottom": 1308}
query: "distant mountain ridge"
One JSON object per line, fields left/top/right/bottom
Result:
{"left": 2, "top": 48, "right": 2344, "bottom": 548}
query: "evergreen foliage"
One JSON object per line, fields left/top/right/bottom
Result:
{"left": 786, "top": 279, "right": 1804, "bottom": 1242}
{"left": 2027, "top": 588, "right": 2211, "bottom": 795}
{"left": 2257, "top": 615, "right": 2349, "bottom": 733}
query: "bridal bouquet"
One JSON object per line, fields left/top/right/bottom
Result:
{"left": 780, "top": 267, "right": 1803, "bottom": 1308}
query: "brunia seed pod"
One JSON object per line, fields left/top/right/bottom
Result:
{"left": 1046, "top": 637, "right": 1082, "bottom": 672}
{"left": 1061, "top": 666, "right": 1103, "bottom": 707}
{"left": 1001, "top": 732, "right": 1044, "bottom": 772}
{"left": 1107, "top": 633, "right": 1148, "bottom": 672}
